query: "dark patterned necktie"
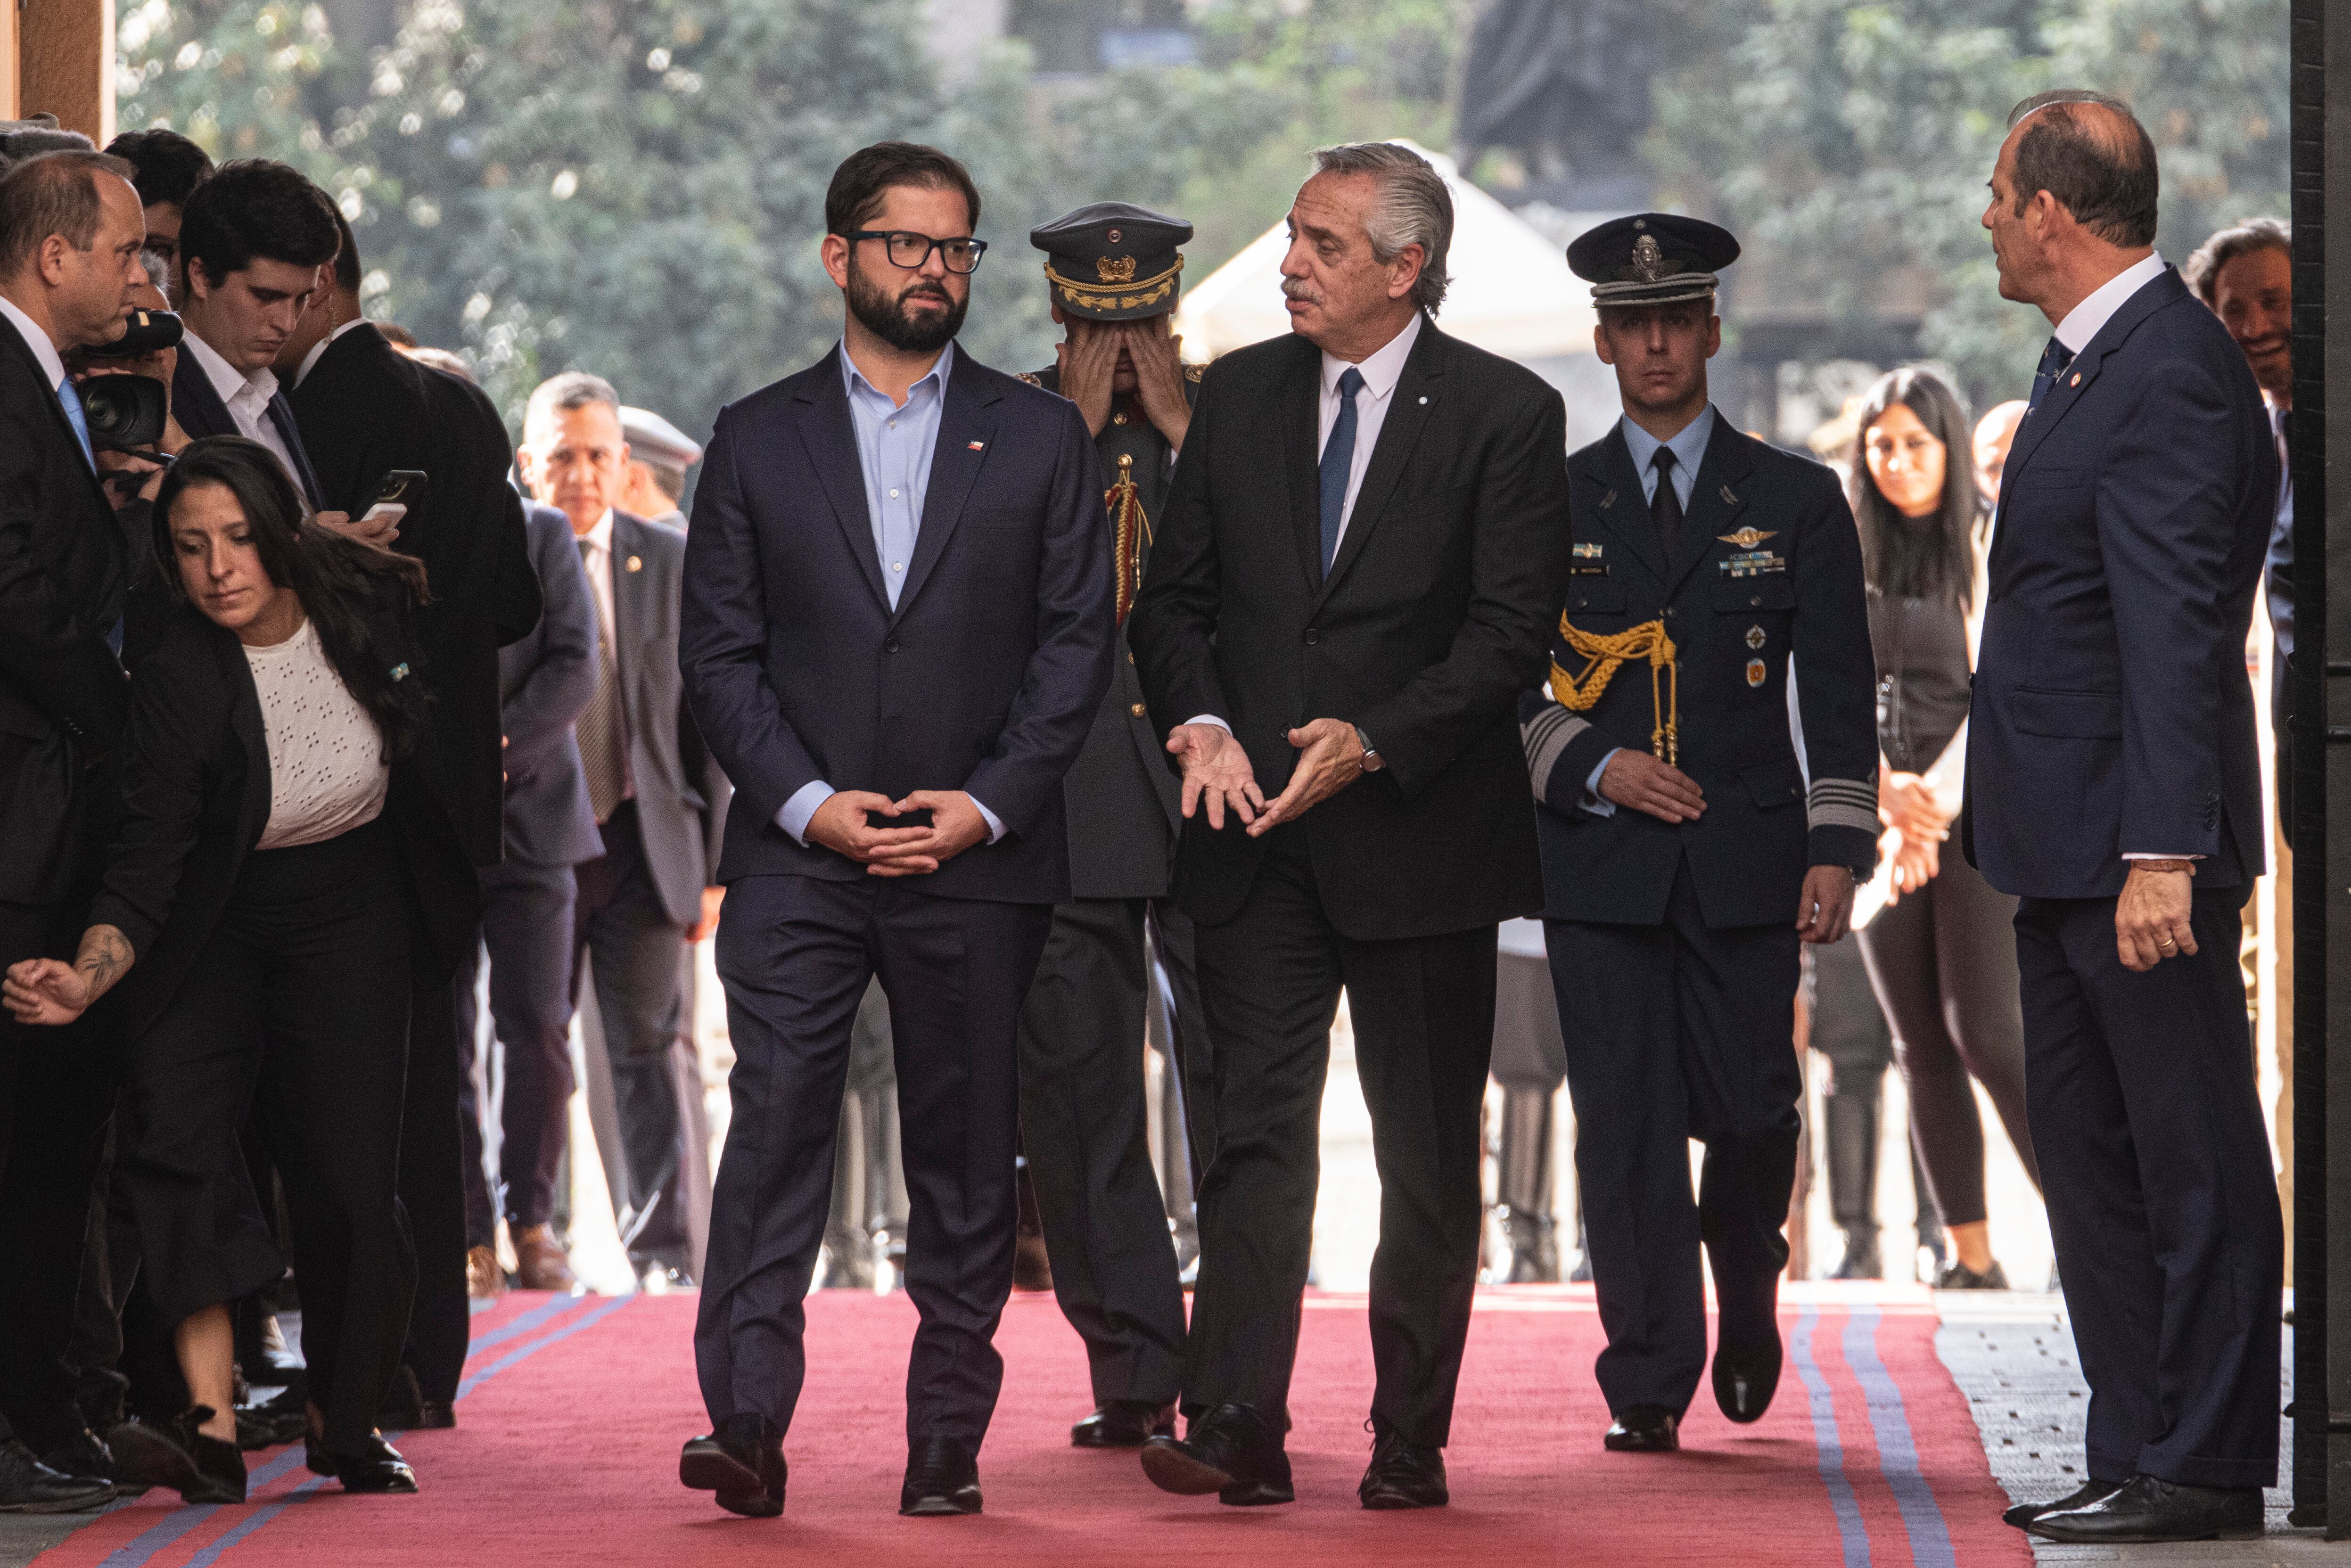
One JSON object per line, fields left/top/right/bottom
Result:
{"left": 1650, "top": 445, "right": 1682, "bottom": 555}
{"left": 576, "top": 538, "right": 627, "bottom": 823}
{"left": 2026, "top": 336, "right": 2075, "bottom": 417}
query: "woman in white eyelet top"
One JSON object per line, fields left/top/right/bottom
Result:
{"left": 243, "top": 613, "right": 391, "bottom": 850}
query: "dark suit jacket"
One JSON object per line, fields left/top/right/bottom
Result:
{"left": 681, "top": 346, "right": 1115, "bottom": 906}
{"left": 171, "top": 345, "right": 324, "bottom": 508}
{"left": 496, "top": 501, "right": 601, "bottom": 869}
{"left": 1126, "top": 319, "right": 1571, "bottom": 941}
{"left": 608, "top": 509, "right": 727, "bottom": 926}
{"left": 286, "top": 324, "right": 543, "bottom": 866}
{"left": 88, "top": 595, "right": 477, "bottom": 1039}
{"left": 1024, "top": 365, "right": 1195, "bottom": 900}
{"left": 1961, "top": 267, "right": 2276, "bottom": 898}
{"left": 0, "top": 311, "right": 134, "bottom": 905}
{"left": 1520, "top": 419, "right": 1881, "bottom": 929}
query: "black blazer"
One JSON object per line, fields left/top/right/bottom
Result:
{"left": 0, "top": 311, "right": 135, "bottom": 905}
{"left": 1126, "top": 319, "right": 1571, "bottom": 941}
{"left": 1961, "top": 267, "right": 2276, "bottom": 897}
{"left": 681, "top": 345, "right": 1115, "bottom": 906}
{"left": 88, "top": 595, "right": 477, "bottom": 1039}
{"left": 286, "top": 323, "right": 543, "bottom": 866}
{"left": 171, "top": 346, "right": 324, "bottom": 509}
{"left": 495, "top": 501, "right": 602, "bottom": 869}
{"left": 1521, "top": 419, "right": 1881, "bottom": 929}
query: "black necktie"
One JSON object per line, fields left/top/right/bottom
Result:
{"left": 2026, "top": 336, "right": 2075, "bottom": 417}
{"left": 1650, "top": 446, "right": 1682, "bottom": 555}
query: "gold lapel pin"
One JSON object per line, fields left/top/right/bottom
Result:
{"left": 625, "top": 555, "right": 643, "bottom": 572}
{"left": 2070, "top": 373, "right": 2081, "bottom": 386}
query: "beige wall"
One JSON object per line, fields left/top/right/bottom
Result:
{"left": 3, "top": 2, "right": 20, "bottom": 122}
{"left": 14, "top": 0, "right": 113, "bottom": 144}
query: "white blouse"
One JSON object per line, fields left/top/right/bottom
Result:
{"left": 242, "top": 616, "right": 390, "bottom": 851}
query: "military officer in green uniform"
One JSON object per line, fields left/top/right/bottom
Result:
{"left": 1016, "top": 202, "right": 1213, "bottom": 1448}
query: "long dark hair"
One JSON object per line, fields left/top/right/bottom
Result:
{"left": 152, "top": 436, "right": 433, "bottom": 756}
{"left": 1847, "top": 366, "right": 1980, "bottom": 610}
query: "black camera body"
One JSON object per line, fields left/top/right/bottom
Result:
{"left": 82, "top": 308, "right": 184, "bottom": 361}
{"left": 77, "top": 374, "right": 168, "bottom": 452}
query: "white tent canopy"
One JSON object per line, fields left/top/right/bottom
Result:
{"left": 1172, "top": 141, "right": 1598, "bottom": 364}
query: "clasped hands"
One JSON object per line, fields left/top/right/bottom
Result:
{"left": 1165, "top": 718, "right": 1363, "bottom": 837}
{"left": 1878, "top": 770, "right": 1949, "bottom": 906}
{"left": 807, "top": 789, "right": 989, "bottom": 877}
{"left": 1596, "top": 747, "right": 1855, "bottom": 944}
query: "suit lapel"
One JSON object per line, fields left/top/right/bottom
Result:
{"left": 792, "top": 360, "right": 892, "bottom": 611}
{"left": 1278, "top": 340, "right": 1325, "bottom": 594}
{"left": 0, "top": 314, "right": 114, "bottom": 515}
{"left": 172, "top": 352, "right": 235, "bottom": 440}
{"left": 1661, "top": 425, "right": 1759, "bottom": 600}
{"left": 264, "top": 393, "right": 323, "bottom": 509}
{"left": 1582, "top": 430, "right": 1664, "bottom": 583}
{"left": 1318, "top": 320, "right": 1443, "bottom": 605}
{"left": 894, "top": 351, "right": 999, "bottom": 619}
{"left": 226, "top": 635, "right": 272, "bottom": 851}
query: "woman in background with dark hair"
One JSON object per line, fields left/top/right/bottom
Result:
{"left": 3, "top": 437, "right": 472, "bottom": 1500}
{"left": 1847, "top": 367, "right": 2043, "bottom": 1290}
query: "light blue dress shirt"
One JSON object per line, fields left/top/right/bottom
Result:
{"left": 775, "top": 342, "right": 1003, "bottom": 847}
{"left": 1576, "top": 405, "right": 1718, "bottom": 813}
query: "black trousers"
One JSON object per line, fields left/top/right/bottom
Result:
{"left": 114, "top": 821, "right": 416, "bottom": 1453}
{"left": 1016, "top": 896, "right": 1190, "bottom": 1409}
{"left": 1857, "top": 852, "right": 2039, "bottom": 1225}
{"left": 697, "top": 874, "right": 1051, "bottom": 1448}
{"left": 2015, "top": 888, "right": 2280, "bottom": 1488}
{"left": 456, "top": 856, "right": 581, "bottom": 1244}
{"left": 0, "top": 899, "right": 121, "bottom": 1450}
{"left": 574, "top": 805, "right": 691, "bottom": 1270}
{"left": 399, "top": 974, "right": 470, "bottom": 1405}
{"left": 1547, "top": 863, "right": 1801, "bottom": 1418}
{"left": 1184, "top": 830, "right": 1495, "bottom": 1448}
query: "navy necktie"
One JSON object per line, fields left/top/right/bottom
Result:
{"left": 1650, "top": 445, "right": 1682, "bottom": 554}
{"left": 1318, "top": 366, "right": 1365, "bottom": 577}
{"left": 2026, "top": 336, "right": 2075, "bottom": 417}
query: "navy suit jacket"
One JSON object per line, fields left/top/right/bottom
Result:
{"left": 1962, "top": 266, "right": 2277, "bottom": 898}
{"left": 495, "top": 501, "right": 602, "bottom": 869}
{"left": 170, "top": 348, "right": 324, "bottom": 509}
{"left": 681, "top": 345, "right": 1115, "bottom": 906}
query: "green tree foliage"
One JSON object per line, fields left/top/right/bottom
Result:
{"left": 1649, "top": 0, "right": 2287, "bottom": 407}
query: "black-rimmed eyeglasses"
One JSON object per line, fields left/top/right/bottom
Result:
{"left": 844, "top": 230, "right": 988, "bottom": 274}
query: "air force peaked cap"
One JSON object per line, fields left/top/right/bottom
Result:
{"left": 620, "top": 406, "right": 703, "bottom": 471}
{"left": 1030, "top": 201, "right": 1192, "bottom": 321}
{"left": 1567, "top": 213, "right": 1740, "bottom": 308}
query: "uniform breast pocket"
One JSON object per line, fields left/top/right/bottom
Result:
{"left": 1710, "top": 577, "right": 1795, "bottom": 614}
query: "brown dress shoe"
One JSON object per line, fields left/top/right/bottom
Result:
{"left": 466, "top": 1246, "right": 508, "bottom": 1300}
{"left": 510, "top": 1225, "right": 578, "bottom": 1292}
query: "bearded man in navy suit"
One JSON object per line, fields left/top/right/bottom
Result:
{"left": 1964, "top": 91, "right": 2281, "bottom": 1547}
{"left": 677, "top": 142, "right": 1113, "bottom": 1521}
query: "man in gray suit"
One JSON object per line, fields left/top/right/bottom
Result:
{"left": 517, "top": 371, "right": 727, "bottom": 1290}
{"left": 455, "top": 499, "right": 602, "bottom": 1295}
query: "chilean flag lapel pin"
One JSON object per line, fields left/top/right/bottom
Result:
{"left": 967, "top": 440, "right": 986, "bottom": 451}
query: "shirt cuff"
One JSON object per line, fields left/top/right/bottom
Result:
{"left": 970, "top": 794, "right": 1006, "bottom": 844}
{"left": 777, "top": 780, "right": 833, "bottom": 847}
{"left": 2122, "top": 853, "right": 2203, "bottom": 861}
{"left": 1581, "top": 749, "right": 1620, "bottom": 817}
{"left": 1183, "top": 714, "right": 1230, "bottom": 733}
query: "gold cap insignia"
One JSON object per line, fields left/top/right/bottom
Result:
{"left": 1716, "top": 528, "right": 1778, "bottom": 550}
{"left": 1630, "top": 233, "right": 1669, "bottom": 284}
{"left": 1096, "top": 255, "right": 1137, "bottom": 284}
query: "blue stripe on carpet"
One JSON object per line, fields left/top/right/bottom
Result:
{"left": 1842, "top": 1306, "right": 1956, "bottom": 1568}
{"left": 1791, "top": 1304, "right": 1871, "bottom": 1568}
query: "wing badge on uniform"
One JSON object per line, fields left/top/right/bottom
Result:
{"left": 1716, "top": 527, "right": 1777, "bottom": 549}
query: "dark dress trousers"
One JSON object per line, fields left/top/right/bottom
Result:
{"left": 1126, "top": 319, "right": 1570, "bottom": 1447}
{"left": 572, "top": 509, "right": 725, "bottom": 1277}
{"left": 287, "top": 321, "right": 543, "bottom": 1402}
{"left": 454, "top": 502, "right": 601, "bottom": 1247}
{"left": 1961, "top": 265, "right": 2281, "bottom": 1490}
{"left": 0, "top": 310, "right": 138, "bottom": 1451}
{"left": 1521, "top": 418, "right": 1879, "bottom": 1419}
{"left": 89, "top": 597, "right": 474, "bottom": 1455}
{"left": 1011, "top": 365, "right": 1205, "bottom": 1413}
{"left": 682, "top": 345, "right": 1112, "bottom": 1448}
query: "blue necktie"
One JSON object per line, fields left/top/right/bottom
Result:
{"left": 2025, "top": 337, "right": 2075, "bottom": 418}
{"left": 57, "top": 375, "right": 94, "bottom": 469}
{"left": 1318, "top": 366, "right": 1365, "bottom": 577}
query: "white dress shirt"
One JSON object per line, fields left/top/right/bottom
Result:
{"left": 181, "top": 328, "right": 301, "bottom": 487}
{"left": 2052, "top": 250, "right": 2167, "bottom": 357}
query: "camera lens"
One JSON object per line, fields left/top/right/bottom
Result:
{"left": 77, "top": 375, "right": 167, "bottom": 450}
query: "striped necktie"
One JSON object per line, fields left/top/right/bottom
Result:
{"left": 576, "top": 538, "right": 629, "bottom": 822}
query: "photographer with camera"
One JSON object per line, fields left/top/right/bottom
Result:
{"left": 0, "top": 144, "right": 151, "bottom": 1511}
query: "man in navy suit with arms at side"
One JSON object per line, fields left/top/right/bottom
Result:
{"left": 677, "top": 141, "right": 1113, "bottom": 1521}
{"left": 1966, "top": 91, "right": 2282, "bottom": 1547}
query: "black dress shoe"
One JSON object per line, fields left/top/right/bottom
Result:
{"left": 0, "top": 1440, "right": 112, "bottom": 1513}
{"left": 1935, "top": 1259, "right": 2010, "bottom": 1290}
{"left": 1071, "top": 1400, "right": 1175, "bottom": 1448}
{"left": 110, "top": 1409, "right": 247, "bottom": 1504}
{"left": 1603, "top": 1405, "right": 1680, "bottom": 1453}
{"left": 1140, "top": 1403, "right": 1293, "bottom": 1506}
{"left": 679, "top": 1413, "right": 785, "bottom": 1518}
{"left": 2003, "top": 1476, "right": 2124, "bottom": 1529}
{"left": 327, "top": 1433, "right": 418, "bottom": 1495}
{"left": 246, "top": 1385, "right": 310, "bottom": 1447}
{"left": 37, "top": 1428, "right": 115, "bottom": 1490}
{"left": 376, "top": 1365, "right": 457, "bottom": 1431}
{"left": 1358, "top": 1426, "right": 1447, "bottom": 1509}
{"left": 2026, "top": 1472, "right": 2263, "bottom": 1543}
{"left": 899, "top": 1437, "right": 982, "bottom": 1516}
{"left": 1711, "top": 1304, "right": 1783, "bottom": 1424}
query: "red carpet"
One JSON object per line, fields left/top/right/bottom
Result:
{"left": 33, "top": 1286, "right": 2027, "bottom": 1567}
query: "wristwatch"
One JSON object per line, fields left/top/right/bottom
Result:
{"left": 1356, "top": 727, "right": 1384, "bottom": 772}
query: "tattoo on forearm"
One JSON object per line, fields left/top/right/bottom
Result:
{"left": 74, "top": 925, "right": 133, "bottom": 1003}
